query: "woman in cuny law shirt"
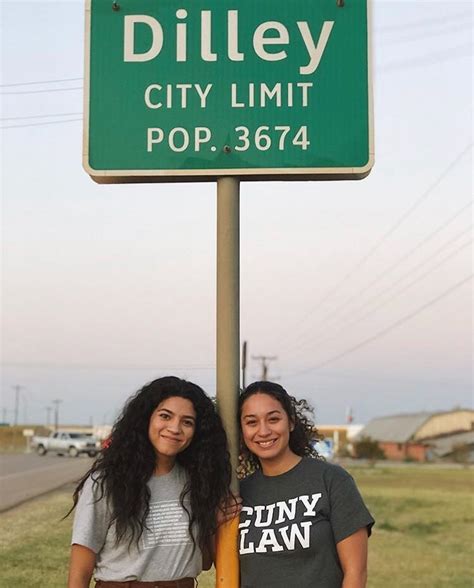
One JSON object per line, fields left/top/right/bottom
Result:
{"left": 238, "top": 381, "right": 374, "bottom": 588}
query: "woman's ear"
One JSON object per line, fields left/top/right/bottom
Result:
{"left": 290, "top": 420, "right": 295, "bottom": 432}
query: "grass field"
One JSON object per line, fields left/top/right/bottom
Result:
{"left": 1, "top": 465, "right": 472, "bottom": 587}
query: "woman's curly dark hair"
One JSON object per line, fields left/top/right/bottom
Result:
{"left": 69, "top": 376, "right": 231, "bottom": 551}
{"left": 238, "top": 381, "right": 321, "bottom": 478}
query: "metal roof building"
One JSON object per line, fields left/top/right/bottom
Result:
{"left": 358, "top": 409, "right": 474, "bottom": 443}
{"left": 429, "top": 430, "right": 474, "bottom": 459}
{"left": 358, "top": 412, "right": 432, "bottom": 443}
{"left": 356, "top": 409, "right": 474, "bottom": 462}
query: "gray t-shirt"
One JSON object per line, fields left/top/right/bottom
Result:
{"left": 72, "top": 464, "right": 202, "bottom": 581}
{"left": 239, "top": 457, "right": 374, "bottom": 588}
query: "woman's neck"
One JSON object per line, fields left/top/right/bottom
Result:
{"left": 260, "top": 451, "right": 301, "bottom": 477}
{"left": 154, "top": 456, "right": 176, "bottom": 476}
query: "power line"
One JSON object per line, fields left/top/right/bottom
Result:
{"left": 1, "top": 41, "right": 469, "bottom": 123}
{"left": 280, "top": 144, "right": 472, "bottom": 349}
{"left": 382, "top": 21, "right": 473, "bottom": 46}
{"left": 2, "top": 86, "right": 83, "bottom": 95}
{"left": 0, "top": 77, "right": 83, "bottom": 88}
{"left": 4, "top": 46, "right": 469, "bottom": 97}
{"left": 376, "top": 11, "right": 472, "bottom": 34}
{"left": 288, "top": 234, "right": 472, "bottom": 357}
{"left": 0, "top": 34, "right": 470, "bottom": 99}
{"left": 1, "top": 112, "right": 82, "bottom": 121}
{"left": 1, "top": 361, "right": 215, "bottom": 371}
{"left": 0, "top": 10, "right": 468, "bottom": 92}
{"left": 283, "top": 206, "right": 473, "bottom": 356}
{"left": 0, "top": 8, "right": 468, "bottom": 94}
{"left": 284, "top": 274, "right": 473, "bottom": 378}
{"left": 317, "top": 202, "right": 472, "bottom": 325}
{"left": 1, "top": 118, "right": 82, "bottom": 129}
{"left": 378, "top": 43, "right": 472, "bottom": 75}
{"left": 330, "top": 233, "right": 472, "bottom": 331}
{"left": 278, "top": 366, "right": 469, "bottom": 387}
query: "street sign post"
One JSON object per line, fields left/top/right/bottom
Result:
{"left": 84, "top": 3, "right": 372, "bottom": 586}
{"left": 84, "top": 0, "right": 372, "bottom": 182}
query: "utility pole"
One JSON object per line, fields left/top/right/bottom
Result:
{"left": 346, "top": 406, "right": 354, "bottom": 424}
{"left": 12, "top": 385, "right": 23, "bottom": 426}
{"left": 242, "top": 340, "right": 248, "bottom": 389}
{"left": 52, "top": 399, "right": 62, "bottom": 432}
{"left": 252, "top": 355, "right": 277, "bottom": 381}
{"left": 22, "top": 393, "right": 28, "bottom": 424}
{"left": 45, "top": 406, "right": 52, "bottom": 427}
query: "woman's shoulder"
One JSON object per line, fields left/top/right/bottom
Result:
{"left": 239, "top": 458, "right": 354, "bottom": 490}
{"left": 299, "top": 456, "right": 354, "bottom": 482}
{"left": 80, "top": 472, "right": 104, "bottom": 496}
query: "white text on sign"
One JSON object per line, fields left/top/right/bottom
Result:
{"left": 146, "top": 126, "right": 310, "bottom": 153}
{"left": 124, "top": 11, "right": 334, "bottom": 75}
{"left": 144, "top": 83, "right": 314, "bottom": 110}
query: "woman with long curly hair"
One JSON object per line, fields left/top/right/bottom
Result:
{"left": 67, "top": 376, "right": 236, "bottom": 588}
{"left": 238, "top": 381, "right": 374, "bottom": 588}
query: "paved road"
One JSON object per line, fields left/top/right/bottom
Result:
{"left": 0, "top": 453, "right": 93, "bottom": 511}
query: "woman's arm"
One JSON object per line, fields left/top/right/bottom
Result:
{"left": 336, "top": 527, "right": 369, "bottom": 588}
{"left": 216, "top": 494, "right": 242, "bottom": 527}
{"left": 67, "top": 544, "right": 96, "bottom": 588}
{"left": 203, "top": 494, "right": 242, "bottom": 569}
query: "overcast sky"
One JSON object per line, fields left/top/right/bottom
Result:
{"left": 1, "top": 0, "right": 472, "bottom": 428}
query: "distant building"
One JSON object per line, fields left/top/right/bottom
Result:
{"left": 314, "top": 424, "right": 364, "bottom": 456}
{"left": 356, "top": 409, "right": 474, "bottom": 462}
{"left": 429, "top": 430, "right": 474, "bottom": 462}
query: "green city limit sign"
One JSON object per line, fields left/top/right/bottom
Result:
{"left": 84, "top": 0, "right": 372, "bottom": 183}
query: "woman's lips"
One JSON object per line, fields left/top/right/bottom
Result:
{"left": 256, "top": 439, "right": 277, "bottom": 448}
{"left": 161, "top": 435, "right": 181, "bottom": 443}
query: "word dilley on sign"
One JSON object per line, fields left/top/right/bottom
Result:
{"left": 84, "top": 0, "right": 373, "bottom": 183}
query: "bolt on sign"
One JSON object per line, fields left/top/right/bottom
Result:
{"left": 84, "top": 0, "right": 373, "bottom": 183}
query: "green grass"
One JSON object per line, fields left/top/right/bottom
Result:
{"left": 0, "top": 467, "right": 472, "bottom": 587}
{"left": 0, "top": 483, "right": 215, "bottom": 588}
{"left": 0, "top": 486, "right": 74, "bottom": 587}
{"left": 348, "top": 466, "right": 474, "bottom": 587}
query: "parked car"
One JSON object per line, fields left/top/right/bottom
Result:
{"left": 311, "top": 438, "right": 335, "bottom": 460}
{"left": 31, "top": 431, "right": 100, "bottom": 457}
{"left": 101, "top": 435, "right": 112, "bottom": 450}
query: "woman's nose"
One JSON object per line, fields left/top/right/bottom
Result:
{"left": 257, "top": 422, "right": 271, "bottom": 436}
{"left": 167, "top": 419, "right": 181, "bottom": 433}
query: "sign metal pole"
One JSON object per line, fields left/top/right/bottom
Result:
{"left": 215, "top": 176, "right": 240, "bottom": 587}
{"left": 84, "top": 4, "right": 373, "bottom": 585}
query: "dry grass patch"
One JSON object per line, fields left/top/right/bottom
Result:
{"left": 348, "top": 466, "right": 474, "bottom": 588}
{"left": 0, "top": 466, "right": 472, "bottom": 587}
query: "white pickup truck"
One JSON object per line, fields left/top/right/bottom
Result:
{"left": 31, "top": 431, "right": 100, "bottom": 458}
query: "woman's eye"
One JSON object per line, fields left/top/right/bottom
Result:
{"left": 245, "top": 421, "right": 257, "bottom": 427}
{"left": 159, "top": 413, "right": 170, "bottom": 420}
{"left": 183, "top": 420, "right": 195, "bottom": 428}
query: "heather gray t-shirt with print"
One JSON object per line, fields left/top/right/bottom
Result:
{"left": 72, "top": 463, "right": 202, "bottom": 582}
{"left": 239, "top": 457, "right": 374, "bottom": 588}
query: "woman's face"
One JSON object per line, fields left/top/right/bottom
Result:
{"left": 240, "top": 393, "right": 294, "bottom": 465}
{"left": 148, "top": 396, "right": 196, "bottom": 461}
